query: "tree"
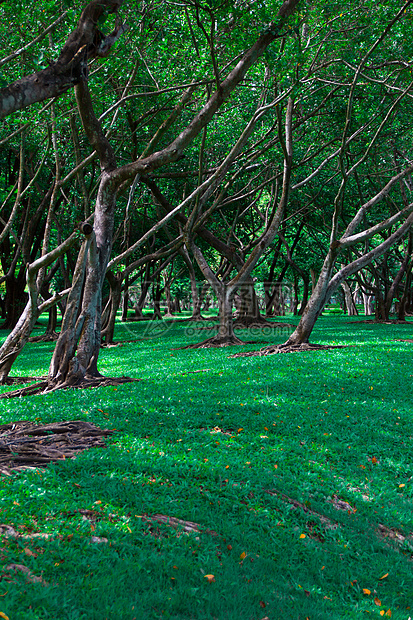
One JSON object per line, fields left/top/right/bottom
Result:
{"left": 240, "top": 0, "right": 413, "bottom": 354}
{"left": 0, "top": 0, "right": 303, "bottom": 390}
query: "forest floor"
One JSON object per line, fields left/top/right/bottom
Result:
{"left": 0, "top": 313, "right": 412, "bottom": 619}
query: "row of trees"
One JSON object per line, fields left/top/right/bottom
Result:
{"left": 0, "top": 0, "right": 413, "bottom": 389}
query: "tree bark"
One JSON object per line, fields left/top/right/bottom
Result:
{"left": 0, "top": 0, "right": 126, "bottom": 119}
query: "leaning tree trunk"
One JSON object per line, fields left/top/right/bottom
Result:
{"left": 0, "top": 229, "right": 79, "bottom": 383}
{"left": 0, "top": 299, "right": 39, "bottom": 383}
{"left": 282, "top": 250, "right": 337, "bottom": 346}
{"left": 48, "top": 178, "right": 116, "bottom": 387}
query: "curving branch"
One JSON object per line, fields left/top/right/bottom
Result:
{"left": 0, "top": 0, "right": 126, "bottom": 119}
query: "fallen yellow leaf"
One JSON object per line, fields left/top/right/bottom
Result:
{"left": 386, "top": 610, "right": 392, "bottom": 617}
{"left": 0, "top": 613, "right": 9, "bottom": 620}
{"left": 379, "top": 573, "right": 389, "bottom": 580}
{"left": 299, "top": 534, "right": 306, "bottom": 539}
{"left": 374, "top": 597, "right": 382, "bottom": 606}
{"left": 380, "top": 612, "right": 385, "bottom": 617}
{"left": 399, "top": 484, "right": 405, "bottom": 488}
{"left": 204, "top": 574, "right": 215, "bottom": 583}
{"left": 363, "top": 588, "right": 371, "bottom": 595}
{"left": 372, "top": 456, "right": 377, "bottom": 464}
{"left": 240, "top": 551, "right": 246, "bottom": 560}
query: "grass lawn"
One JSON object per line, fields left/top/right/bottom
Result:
{"left": 0, "top": 315, "right": 412, "bottom": 619}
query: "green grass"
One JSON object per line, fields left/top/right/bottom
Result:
{"left": 0, "top": 315, "right": 413, "bottom": 619}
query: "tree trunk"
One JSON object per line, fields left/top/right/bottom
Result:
{"left": 1, "top": 276, "right": 28, "bottom": 329}
{"left": 202, "top": 284, "right": 243, "bottom": 346}
{"left": 297, "top": 274, "right": 309, "bottom": 315}
{"left": 101, "top": 271, "right": 122, "bottom": 344}
{"left": 121, "top": 274, "right": 130, "bottom": 321}
{"left": 234, "top": 280, "right": 266, "bottom": 324}
{"left": 374, "top": 289, "right": 388, "bottom": 321}
{"left": 48, "top": 178, "right": 115, "bottom": 386}
{"left": 363, "top": 291, "right": 374, "bottom": 315}
{"left": 283, "top": 251, "right": 337, "bottom": 345}
{"left": 341, "top": 280, "right": 358, "bottom": 316}
{"left": 0, "top": 299, "right": 39, "bottom": 383}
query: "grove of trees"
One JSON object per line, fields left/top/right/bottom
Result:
{"left": 1, "top": 0, "right": 413, "bottom": 391}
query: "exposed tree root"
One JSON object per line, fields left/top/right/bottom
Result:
{"left": 28, "top": 332, "right": 59, "bottom": 343}
{"left": 0, "top": 376, "right": 47, "bottom": 386}
{"left": 179, "top": 334, "right": 247, "bottom": 349}
{"left": 264, "top": 489, "right": 339, "bottom": 532}
{"left": 142, "top": 514, "right": 218, "bottom": 537}
{"left": 394, "top": 339, "right": 413, "bottom": 343}
{"left": 169, "top": 315, "right": 207, "bottom": 323}
{"left": 264, "top": 488, "right": 413, "bottom": 554}
{"left": 101, "top": 339, "right": 141, "bottom": 348}
{"left": 231, "top": 342, "right": 348, "bottom": 358}
{"left": 0, "top": 420, "right": 113, "bottom": 471}
{"left": 0, "top": 376, "right": 139, "bottom": 399}
{"left": 3, "top": 563, "right": 49, "bottom": 586}
{"left": 346, "top": 319, "right": 411, "bottom": 324}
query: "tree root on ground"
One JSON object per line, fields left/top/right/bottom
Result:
{"left": 28, "top": 332, "right": 59, "bottom": 343}
{"left": 0, "top": 420, "right": 113, "bottom": 472}
{"left": 179, "top": 335, "right": 254, "bottom": 349}
{"left": 142, "top": 514, "right": 219, "bottom": 537}
{"left": 230, "top": 342, "right": 348, "bottom": 358}
{"left": 0, "top": 375, "right": 139, "bottom": 399}
{"left": 263, "top": 488, "right": 413, "bottom": 552}
{"left": 101, "top": 339, "right": 142, "bottom": 347}
{"left": 0, "top": 376, "right": 47, "bottom": 385}
{"left": 345, "top": 319, "right": 410, "bottom": 324}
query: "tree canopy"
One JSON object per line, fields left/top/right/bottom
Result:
{"left": 1, "top": 0, "right": 413, "bottom": 387}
